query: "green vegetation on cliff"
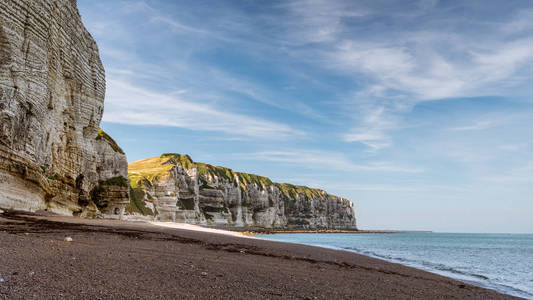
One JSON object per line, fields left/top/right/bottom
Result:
{"left": 128, "top": 156, "right": 175, "bottom": 188}
{"left": 275, "top": 183, "right": 326, "bottom": 200}
{"left": 96, "top": 129, "right": 125, "bottom": 154}
{"left": 128, "top": 153, "right": 335, "bottom": 201}
{"left": 161, "top": 153, "right": 195, "bottom": 169}
{"left": 196, "top": 162, "right": 235, "bottom": 181}
{"left": 126, "top": 187, "right": 154, "bottom": 215}
{"left": 237, "top": 172, "right": 273, "bottom": 191}
{"left": 177, "top": 198, "right": 195, "bottom": 210}
{"left": 99, "top": 176, "right": 128, "bottom": 187}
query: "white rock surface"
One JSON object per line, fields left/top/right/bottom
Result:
{"left": 129, "top": 154, "right": 357, "bottom": 230}
{"left": 0, "top": 0, "right": 128, "bottom": 216}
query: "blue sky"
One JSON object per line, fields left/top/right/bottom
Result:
{"left": 78, "top": 0, "right": 533, "bottom": 233}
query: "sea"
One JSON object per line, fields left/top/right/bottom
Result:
{"left": 257, "top": 232, "right": 533, "bottom": 299}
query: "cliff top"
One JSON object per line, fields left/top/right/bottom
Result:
{"left": 96, "top": 129, "right": 125, "bottom": 154}
{"left": 128, "top": 153, "right": 341, "bottom": 200}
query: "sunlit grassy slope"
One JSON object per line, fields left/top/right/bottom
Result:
{"left": 128, "top": 153, "right": 335, "bottom": 200}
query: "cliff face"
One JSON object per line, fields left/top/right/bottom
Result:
{"left": 128, "top": 154, "right": 357, "bottom": 230}
{"left": 0, "top": 0, "right": 128, "bottom": 216}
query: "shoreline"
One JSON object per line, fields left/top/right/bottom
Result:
{"left": 244, "top": 229, "right": 431, "bottom": 235}
{"left": 255, "top": 234, "right": 531, "bottom": 299}
{"left": 197, "top": 224, "right": 431, "bottom": 235}
{"left": 0, "top": 211, "right": 520, "bottom": 299}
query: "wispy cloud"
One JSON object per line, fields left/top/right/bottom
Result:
{"left": 103, "top": 79, "right": 302, "bottom": 139}
{"left": 150, "top": 16, "right": 209, "bottom": 35}
{"left": 500, "top": 10, "right": 533, "bottom": 34}
{"left": 482, "top": 163, "right": 533, "bottom": 183}
{"left": 499, "top": 144, "right": 526, "bottom": 152}
{"left": 242, "top": 150, "right": 423, "bottom": 173}
{"left": 326, "top": 183, "right": 467, "bottom": 193}
{"left": 341, "top": 105, "right": 398, "bottom": 150}
{"left": 89, "top": 1, "right": 334, "bottom": 123}
{"left": 279, "top": 0, "right": 368, "bottom": 44}
{"left": 268, "top": 2, "right": 533, "bottom": 150}
{"left": 449, "top": 121, "right": 494, "bottom": 131}
{"left": 332, "top": 184, "right": 421, "bottom": 192}
{"left": 329, "top": 39, "right": 533, "bottom": 102}
{"left": 342, "top": 131, "right": 390, "bottom": 150}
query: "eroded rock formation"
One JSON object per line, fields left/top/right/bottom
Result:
{"left": 0, "top": 0, "right": 128, "bottom": 216}
{"left": 128, "top": 154, "right": 357, "bottom": 230}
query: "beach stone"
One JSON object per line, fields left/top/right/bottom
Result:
{"left": 0, "top": 0, "right": 128, "bottom": 216}
{"left": 64, "top": 237, "right": 73, "bottom": 242}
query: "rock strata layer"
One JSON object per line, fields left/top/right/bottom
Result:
{"left": 0, "top": 0, "right": 128, "bottom": 216}
{"left": 128, "top": 154, "right": 357, "bottom": 229}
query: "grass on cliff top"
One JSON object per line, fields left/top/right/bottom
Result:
{"left": 128, "top": 156, "right": 175, "bottom": 188}
{"left": 274, "top": 183, "right": 327, "bottom": 200}
{"left": 96, "top": 129, "right": 125, "bottom": 154}
{"left": 127, "top": 153, "right": 334, "bottom": 200}
{"left": 196, "top": 162, "right": 235, "bottom": 181}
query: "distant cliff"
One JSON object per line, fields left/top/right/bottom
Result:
{"left": 0, "top": 0, "right": 128, "bottom": 216}
{"left": 128, "top": 154, "right": 357, "bottom": 230}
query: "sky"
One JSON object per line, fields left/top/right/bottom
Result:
{"left": 77, "top": 0, "right": 533, "bottom": 233}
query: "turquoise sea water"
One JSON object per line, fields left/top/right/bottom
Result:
{"left": 257, "top": 232, "right": 533, "bottom": 299}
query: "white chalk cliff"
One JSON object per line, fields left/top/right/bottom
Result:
{"left": 0, "top": 0, "right": 128, "bottom": 216}
{"left": 128, "top": 154, "right": 357, "bottom": 230}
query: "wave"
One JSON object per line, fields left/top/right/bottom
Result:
{"left": 303, "top": 243, "right": 532, "bottom": 299}
{"left": 337, "top": 246, "right": 533, "bottom": 299}
{"left": 342, "top": 246, "right": 491, "bottom": 280}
